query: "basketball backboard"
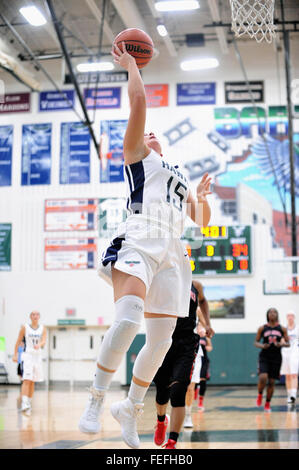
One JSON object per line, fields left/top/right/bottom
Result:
{"left": 263, "top": 257, "right": 299, "bottom": 295}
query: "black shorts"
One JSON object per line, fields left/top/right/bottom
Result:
{"left": 17, "top": 363, "right": 23, "bottom": 378}
{"left": 154, "top": 334, "right": 199, "bottom": 386}
{"left": 200, "top": 356, "right": 210, "bottom": 379}
{"left": 258, "top": 355, "right": 282, "bottom": 380}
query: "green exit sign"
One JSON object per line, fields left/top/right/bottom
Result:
{"left": 182, "top": 225, "right": 252, "bottom": 276}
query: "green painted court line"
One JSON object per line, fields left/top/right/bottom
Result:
{"left": 100, "top": 427, "right": 299, "bottom": 444}
{"left": 34, "top": 440, "right": 94, "bottom": 449}
{"left": 215, "top": 405, "right": 297, "bottom": 412}
{"left": 186, "top": 428, "right": 299, "bottom": 443}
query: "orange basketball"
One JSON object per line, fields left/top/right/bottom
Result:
{"left": 113, "top": 28, "right": 154, "bottom": 69}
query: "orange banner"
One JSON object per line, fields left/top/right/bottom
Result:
{"left": 145, "top": 84, "right": 168, "bottom": 108}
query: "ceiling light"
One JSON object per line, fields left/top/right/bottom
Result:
{"left": 19, "top": 6, "right": 47, "bottom": 26}
{"left": 157, "top": 24, "right": 168, "bottom": 37}
{"left": 180, "top": 58, "right": 219, "bottom": 71}
{"left": 77, "top": 62, "right": 114, "bottom": 72}
{"left": 155, "top": 1, "right": 200, "bottom": 12}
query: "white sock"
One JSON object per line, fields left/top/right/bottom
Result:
{"left": 185, "top": 405, "right": 192, "bottom": 415}
{"left": 93, "top": 367, "right": 113, "bottom": 392}
{"left": 291, "top": 388, "right": 297, "bottom": 398}
{"left": 128, "top": 382, "right": 147, "bottom": 405}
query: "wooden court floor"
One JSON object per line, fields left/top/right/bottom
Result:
{"left": 0, "top": 384, "right": 298, "bottom": 450}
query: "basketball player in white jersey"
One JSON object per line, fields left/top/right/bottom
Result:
{"left": 79, "top": 42, "right": 212, "bottom": 449}
{"left": 280, "top": 311, "right": 299, "bottom": 405}
{"left": 13, "top": 311, "right": 46, "bottom": 414}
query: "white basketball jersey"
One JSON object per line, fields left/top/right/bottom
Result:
{"left": 124, "top": 149, "right": 190, "bottom": 237}
{"left": 24, "top": 323, "right": 44, "bottom": 354}
{"left": 287, "top": 326, "right": 299, "bottom": 353}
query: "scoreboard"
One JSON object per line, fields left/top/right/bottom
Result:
{"left": 183, "top": 225, "right": 252, "bottom": 276}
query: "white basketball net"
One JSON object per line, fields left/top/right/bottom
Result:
{"left": 230, "top": 0, "right": 276, "bottom": 43}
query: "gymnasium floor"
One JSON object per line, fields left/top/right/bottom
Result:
{"left": 0, "top": 384, "right": 298, "bottom": 450}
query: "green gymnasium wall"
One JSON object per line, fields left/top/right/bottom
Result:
{"left": 126, "top": 333, "right": 259, "bottom": 385}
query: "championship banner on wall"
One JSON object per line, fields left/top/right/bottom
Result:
{"left": 177, "top": 82, "right": 216, "bottom": 106}
{"left": 225, "top": 81, "right": 264, "bottom": 104}
{"left": 0, "top": 223, "right": 11, "bottom": 271}
{"left": 0, "top": 125, "right": 13, "bottom": 187}
{"left": 99, "top": 197, "right": 126, "bottom": 238}
{"left": 44, "top": 199, "right": 98, "bottom": 231}
{"left": 99, "top": 120, "right": 127, "bottom": 183}
{"left": 84, "top": 87, "right": 121, "bottom": 109}
{"left": 44, "top": 238, "right": 97, "bottom": 270}
{"left": 21, "top": 123, "right": 52, "bottom": 185}
{"left": 65, "top": 71, "right": 128, "bottom": 84}
{"left": 39, "top": 90, "right": 75, "bottom": 112}
{"left": 60, "top": 122, "right": 90, "bottom": 184}
{"left": 145, "top": 84, "right": 168, "bottom": 108}
{"left": 0, "top": 93, "right": 30, "bottom": 114}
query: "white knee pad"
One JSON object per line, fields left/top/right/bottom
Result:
{"left": 133, "top": 317, "right": 177, "bottom": 383}
{"left": 98, "top": 295, "right": 144, "bottom": 370}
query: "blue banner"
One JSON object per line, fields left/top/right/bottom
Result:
{"left": 39, "top": 90, "right": 75, "bottom": 112}
{"left": 177, "top": 82, "right": 216, "bottom": 106}
{"left": 21, "top": 123, "right": 52, "bottom": 186}
{"left": 84, "top": 87, "right": 121, "bottom": 109}
{"left": 0, "top": 125, "right": 13, "bottom": 187}
{"left": 100, "top": 120, "right": 127, "bottom": 183}
{"left": 60, "top": 122, "right": 90, "bottom": 184}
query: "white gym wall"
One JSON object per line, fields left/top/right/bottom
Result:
{"left": 0, "top": 38, "right": 298, "bottom": 383}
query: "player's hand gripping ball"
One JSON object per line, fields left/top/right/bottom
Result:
{"left": 113, "top": 28, "right": 154, "bottom": 69}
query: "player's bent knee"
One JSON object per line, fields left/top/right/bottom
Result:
{"left": 156, "top": 387, "right": 170, "bottom": 406}
{"left": 259, "top": 373, "right": 267, "bottom": 383}
{"left": 98, "top": 295, "right": 144, "bottom": 370}
{"left": 170, "top": 381, "right": 188, "bottom": 407}
{"left": 109, "top": 319, "right": 140, "bottom": 353}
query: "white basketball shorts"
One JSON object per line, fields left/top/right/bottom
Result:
{"left": 22, "top": 351, "right": 44, "bottom": 382}
{"left": 99, "top": 219, "right": 192, "bottom": 317}
{"left": 280, "top": 350, "right": 299, "bottom": 375}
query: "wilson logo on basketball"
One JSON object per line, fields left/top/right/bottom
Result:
{"left": 125, "top": 44, "right": 151, "bottom": 56}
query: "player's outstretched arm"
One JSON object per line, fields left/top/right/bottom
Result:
{"left": 112, "top": 42, "right": 149, "bottom": 165}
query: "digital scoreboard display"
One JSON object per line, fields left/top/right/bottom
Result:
{"left": 183, "top": 225, "right": 252, "bottom": 275}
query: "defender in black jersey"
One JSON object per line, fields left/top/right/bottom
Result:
{"left": 197, "top": 332, "right": 213, "bottom": 410}
{"left": 255, "top": 308, "right": 289, "bottom": 411}
{"left": 153, "top": 280, "right": 214, "bottom": 448}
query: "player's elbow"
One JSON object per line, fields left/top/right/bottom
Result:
{"left": 130, "top": 92, "right": 146, "bottom": 108}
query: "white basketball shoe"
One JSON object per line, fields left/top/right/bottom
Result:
{"left": 110, "top": 397, "right": 144, "bottom": 449}
{"left": 183, "top": 413, "right": 193, "bottom": 428}
{"left": 78, "top": 387, "right": 105, "bottom": 433}
{"left": 21, "top": 396, "right": 31, "bottom": 413}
